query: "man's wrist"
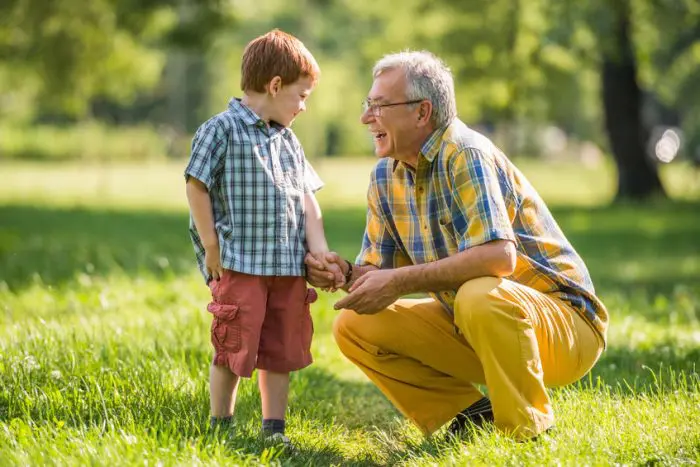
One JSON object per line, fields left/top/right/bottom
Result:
{"left": 343, "top": 259, "right": 353, "bottom": 283}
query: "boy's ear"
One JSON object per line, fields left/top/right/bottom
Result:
{"left": 268, "top": 76, "right": 283, "bottom": 96}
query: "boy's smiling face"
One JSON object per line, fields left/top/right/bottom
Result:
{"left": 268, "top": 75, "right": 315, "bottom": 127}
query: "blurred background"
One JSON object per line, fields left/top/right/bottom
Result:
{"left": 1, "top": 0, "right": 700, "bottom": 202}
{"left": 1, "top": 2, "right": 699, "bottom": 464}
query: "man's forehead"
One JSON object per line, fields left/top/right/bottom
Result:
{"left": 369, "top": 70, "right": 406, "bottom": 101}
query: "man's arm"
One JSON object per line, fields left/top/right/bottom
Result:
{"left": 332, "top": 240, "right": 515, "bottom": 313}
{"left": 335, "top": 148, "right": 519, "bottom": 314}
{"left": 392, "top": 239, "right": 516, "bottom": 295}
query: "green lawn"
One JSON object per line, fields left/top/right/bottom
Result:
{"left": 1, "top": 159, "right": 699, "bottom": 465}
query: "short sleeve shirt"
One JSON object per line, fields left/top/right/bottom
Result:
{"left": 185, "top": 98, "right": 323, "bottom": 281}
{"left": 357, "top": 118, "right": 608, "bottom": 340}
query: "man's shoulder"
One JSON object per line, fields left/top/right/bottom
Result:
{"left": 369, "top": 158, "right": 394, "bottom": 181}
{"left": 441, "top": 120, "right": 497, "bottom": 157}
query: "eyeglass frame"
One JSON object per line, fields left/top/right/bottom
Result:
{"left": 362, "top": 98, "right": 425, "bottom": 117}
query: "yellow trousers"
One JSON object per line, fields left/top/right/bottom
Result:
{"left": 333, "top": 276, "right": 604, "bottom": 440}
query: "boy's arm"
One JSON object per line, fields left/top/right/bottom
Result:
{"left": 186, "top": 178, "right": 223, "bottom": 280}
{"left": 304, "top": 192, "right": 346, "bottom": 288}
{"left": 304, "top": 191, "right": 329, "bottom": 254}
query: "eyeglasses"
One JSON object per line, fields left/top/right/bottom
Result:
{"left": 362, "top": 98, "right": 424, "bottom": 117}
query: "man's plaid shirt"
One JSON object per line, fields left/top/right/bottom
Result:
{"left": 185, "top": 98, "right": 323, "bottom": 281}
{"left": 356, "top": 119, "right": 608, "bottom": 342}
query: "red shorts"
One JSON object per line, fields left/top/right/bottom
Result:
{"left": 207, "top": 270, "right": 317, "bottom": 377}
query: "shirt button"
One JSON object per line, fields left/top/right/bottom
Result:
{"left": 417, "top": 186, "right": 424, "bottom": 193}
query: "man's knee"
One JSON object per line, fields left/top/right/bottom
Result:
{"left": 454, "top": 276, "right": 504, "bottom": 326}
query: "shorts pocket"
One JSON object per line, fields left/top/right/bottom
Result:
{"left": 207, "top": 302, "right": 241, "bottom": 353}
{"left": 302, "top": 289, "right": 316, "bottom": 350}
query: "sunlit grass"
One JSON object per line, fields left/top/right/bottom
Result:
{"left": 1, "top": 159, "right": 699, "bottom": 465}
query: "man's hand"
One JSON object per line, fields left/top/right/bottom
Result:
{"left": 334, "top": 269, "right": 400, "bottom": 314}
{"left": 205, "top": 246, "right": 224, "bottom": 281}
{"left": 305, "top": 252, "right": 345, "bottom": 290}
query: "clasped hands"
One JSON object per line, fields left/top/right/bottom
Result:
{"left": 304, "top": 252, "right": 401, "bottom": 315}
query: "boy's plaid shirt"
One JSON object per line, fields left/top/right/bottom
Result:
{"left": 185, "top": 98, "right": 323, "bottom": 281}
{"left": 356, "top": 119, "right": 608, "bottom": 342}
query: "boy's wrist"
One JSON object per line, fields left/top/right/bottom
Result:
{"left": 203, "top": 241, "right": 219, "bottom": 251}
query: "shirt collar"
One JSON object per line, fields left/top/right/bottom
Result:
{"left": 228, "top": 98, "right": 261, "bottom": 126}
{"left": 228, "top": 98, "right": 287, "bottom": 133}
{"left": 391, "top": 121, "right": 452, "bottom": 172}
{"left": 420, "top": 122, "right": 450, "bottom": 162}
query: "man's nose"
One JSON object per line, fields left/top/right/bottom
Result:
{"left": 360, "top": 108, "right": 374, "bottom": 124}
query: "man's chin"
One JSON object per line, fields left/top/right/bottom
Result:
{"left": 374, "top": 146, "right": 391, "bottom": 158}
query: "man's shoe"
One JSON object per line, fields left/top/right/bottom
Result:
{"left": 445, "top": 409, "right": 494, "bottom": 441}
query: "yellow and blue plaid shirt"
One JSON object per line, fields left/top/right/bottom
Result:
{"left": 357, "top": 119, "right": 608, "bottom": 341}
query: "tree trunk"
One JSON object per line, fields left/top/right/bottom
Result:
{"left": 602, "top": 0, "right": 666, "bottom": 201}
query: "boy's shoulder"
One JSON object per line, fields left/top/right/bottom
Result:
{"left": 282, "top": 126, "right": 302, "bottom": 147}
{"left": 196, "top": 109, "right": 238, "bottom": 139}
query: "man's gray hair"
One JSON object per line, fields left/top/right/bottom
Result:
{"left": 373, "top": 51, "right": 457, "bottom": 128}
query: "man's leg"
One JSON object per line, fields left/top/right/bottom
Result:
{"left": 333, "top": 298, "right": 487, "bottom": 435}
{"left": 454, "top": 277, "right": 603, "bottom": 440}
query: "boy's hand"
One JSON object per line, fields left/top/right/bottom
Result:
{"left": 324, "top": 261, "right": 346, "bottom": 291}
{"left": 205, "top": 246, "right": 224, "bottom": 281}
{"left": 306, "top": 252, "right": 345, "bottom": 291}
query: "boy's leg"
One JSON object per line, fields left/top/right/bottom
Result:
{"left": 206, "top": 270, "right": 268, "bottom": 425}
{"left": 255, "top": 277, "right": 314, "bottom": 437}
{"left": 210, "top": 364, "right": 240, "bottom": 417}
{"left": 258, "top": 370, "right": 290, "bottom": 433}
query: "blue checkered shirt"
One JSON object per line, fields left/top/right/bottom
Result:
{"left": 185, "top": 98, "right": 323, "bottom": 281}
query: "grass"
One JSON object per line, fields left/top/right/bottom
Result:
{"left": 1, "top": 158, "right": 699, "bottom": 465}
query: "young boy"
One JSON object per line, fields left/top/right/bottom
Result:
{"left": 184, "top": 29, "right": 343, "bottom": 445}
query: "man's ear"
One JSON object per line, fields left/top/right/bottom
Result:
{"left": 267, "top": 76, "right": 283, "bottom": 96}
{"left": 417, "top": 100, "right": 432, "bottom": 126}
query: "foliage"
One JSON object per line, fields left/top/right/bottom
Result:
{"left": 0, "top": 0, "right": 233, "bottom": 118}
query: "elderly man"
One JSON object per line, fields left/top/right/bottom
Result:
{"left": 306, "top": 51, "right": 608, "bottom": 441}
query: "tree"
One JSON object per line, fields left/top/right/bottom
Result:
{"left": 601, "top": 0, "right": 666, "bottom": 200}
{"left": 552, "top": 0, "right": 700, "bottom": 201}
{"left": 0, "top": 0, "right": 232, "bottom": 119}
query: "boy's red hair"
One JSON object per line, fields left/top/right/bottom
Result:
{"left": 241, "top": 29, "right": 320, "bottom": 92}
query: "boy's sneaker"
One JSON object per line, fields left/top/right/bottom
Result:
{"left": 262, "top": 432, "right": 296, "bottom": 454}
{"left": 209, "top": 416, "right": 235, "bottom": 433}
